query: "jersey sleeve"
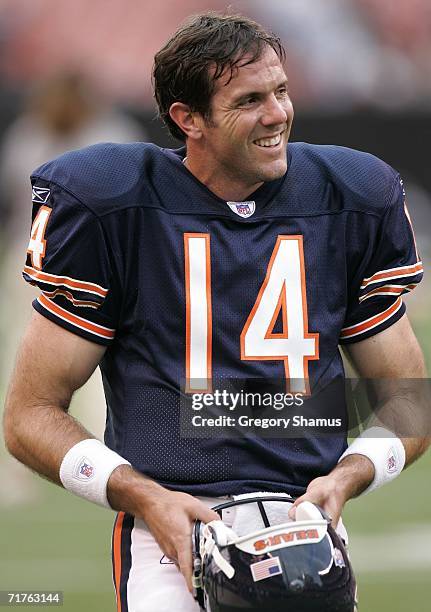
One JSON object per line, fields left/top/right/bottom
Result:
{"left": 23, "top": 178, "right": 120, "bottom": 345}
{"left": 340, "top": 176, "right": 423, "bottom": 344}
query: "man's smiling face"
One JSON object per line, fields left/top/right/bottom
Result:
{"left": 198, "top": 45, "right": 294, "bottom": 197}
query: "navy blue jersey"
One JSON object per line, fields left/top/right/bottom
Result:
{"left": 23, "top": 142, "right": 423, "bottom": 496}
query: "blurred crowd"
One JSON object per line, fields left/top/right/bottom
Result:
{"left": 246, "top": 0, "right": 431, "bottom": 110}
{"left": 0, "top": 0, "right": 430, "bottom": 110}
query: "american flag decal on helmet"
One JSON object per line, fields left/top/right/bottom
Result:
{"left": 250, "top": 556, "right": 282, "bottom": 582}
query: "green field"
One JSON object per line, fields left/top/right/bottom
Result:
{"left": 1, "top": 449, "right": 430, "bottom": 611}
{"left": 0, "top": 482, "right": 115, "bottom": 611}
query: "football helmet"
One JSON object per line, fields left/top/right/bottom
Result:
{"left": 192, "top": 494, "right": 357, "bottom": 611}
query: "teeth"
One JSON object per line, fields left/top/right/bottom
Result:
{"left": 254, "top": 134, "right": 281, "bottom": 147}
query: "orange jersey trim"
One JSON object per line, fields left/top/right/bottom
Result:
{"left": 24, "top": 265, "right": 108, "bottom": 298}
{"left": 184, "top": 233, "right": 212, "bottom": 393}
{"left": 113, "top": 512, "right": 125, "bottom": 612}
{"left": 38, "top": 294, "right": 115, "bottom": 339}
{"left": 340, "top": 297, "right": 402, "bottom": 339}
{"left": 360, "top": 262, "right": 423, "bottom": 290}
{"left": 359, "top": 283, "right": 417, "bottom": 303}
{"left": 404, "top": 202, "right": 420, "bottom": 262}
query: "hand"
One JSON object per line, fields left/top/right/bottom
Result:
{"left": 107, "top": 465, "right": 220, "bottom": 592}
{"left": 288, "top": 475, "right": 348, "bottom": 528}
{"left": 287, "top": 454, "right": 375, "bottom": 528}
{"left": 140, "top": 487, "right": 219, "bottom": 592}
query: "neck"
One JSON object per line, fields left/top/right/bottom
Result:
{"left": 184, "top": 155, "right": 263, "bottom": 202}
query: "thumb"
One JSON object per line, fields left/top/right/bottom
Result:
{"left": 288, "top": 495, "right": 306, "bottom": 520}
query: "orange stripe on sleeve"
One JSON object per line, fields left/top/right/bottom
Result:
{"left": 38, "top": 294, "right": 115, "bottom": 339}
{"left": 340, "top": 297, "right": 402, "bottom": 339}
{"left": 358, "top": 283, "right": 417, "bottom": 303}
{"left": 23, "top": 265, "right": 108, "bottom": 297}
{"left": 113, "top": 512, "right": 125, "bottom": 612}
{"left": 360, "top": 262, "right": 423, "bottom": 290}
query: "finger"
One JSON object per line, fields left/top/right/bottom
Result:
{"left": 321, "top": 504, "right": 337, "bottom": 526}
{"left": 331, "top": 514, "right": 339, "bottom": 528}
{"left": 177, "top": 539, "right": 193, "bottom": 593}
{"left": 318, "top": 504, "right": 334, "bottom": 524}
{"left": 195, "top": 505, "right": 220, "bottom": 524}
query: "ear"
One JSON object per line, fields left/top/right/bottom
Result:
{"left": 169, "top": 102, "right": 203, "bottom": 140}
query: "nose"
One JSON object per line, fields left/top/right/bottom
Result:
{"left": 260, "top": 94, "right": 290, "bottom": 127}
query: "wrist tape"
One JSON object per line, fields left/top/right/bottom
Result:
{"left": 338, "top": 426, "right": 405, "bottom": 495}
{"left": 59, "top": 438, "right": 131, "bottom": 509}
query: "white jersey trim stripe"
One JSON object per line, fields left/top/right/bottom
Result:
{"left": 42, "top": 289, "right": 100, "bottom": 309}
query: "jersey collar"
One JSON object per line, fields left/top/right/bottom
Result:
{"left": 166, "top": 146, "right": 291, "bottom": 219}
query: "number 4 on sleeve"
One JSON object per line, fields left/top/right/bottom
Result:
{"left": 27, "top": 205, "right": 52, "bottom": 269}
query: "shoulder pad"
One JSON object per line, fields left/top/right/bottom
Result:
{"left": 292, "top": 142, "right": 398, "bottom": 214}
{"left": 31, "top": 142, "right": 160, "bottom": 215}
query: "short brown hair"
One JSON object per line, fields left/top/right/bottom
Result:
{"left": 153, "top": 12, "right": 286, "bottom": 142}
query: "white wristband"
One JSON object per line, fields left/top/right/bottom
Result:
{"left": 338, "top": 427, "right": 406, "bottom": 495}
{"left": 59, "top": 439, "right": 131, "bottom": 509}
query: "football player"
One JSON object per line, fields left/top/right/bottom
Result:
{"left": 3, "top": 12, "right": 429, "bottom": 612}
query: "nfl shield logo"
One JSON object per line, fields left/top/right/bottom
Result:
{"left": 74, "top": 457, "right": 96, "bottom": 480}
{"left": 237, "top": 204, "right": 250, "bottom": 215}
{"left": 79, "top": 462, "right": 94, "bottom": 478}
{"left": 333, "top": 547, "right": 346, "bottom": 568}
{"left": 227, "top": 200, "right": 256, "bottom": 218}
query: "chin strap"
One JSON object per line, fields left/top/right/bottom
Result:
{"left": 200, "top": 523, "right": 236, "bottom": 579}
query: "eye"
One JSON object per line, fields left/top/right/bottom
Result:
{"left": 276, "top": 87, "right": 289, "bottom": 99}
{"left": 238, "top": 96, "right": 258, "bottom": 107}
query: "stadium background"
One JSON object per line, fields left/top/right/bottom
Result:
{"left": 0, "top": 1, "right": 430, "bottom": 610}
